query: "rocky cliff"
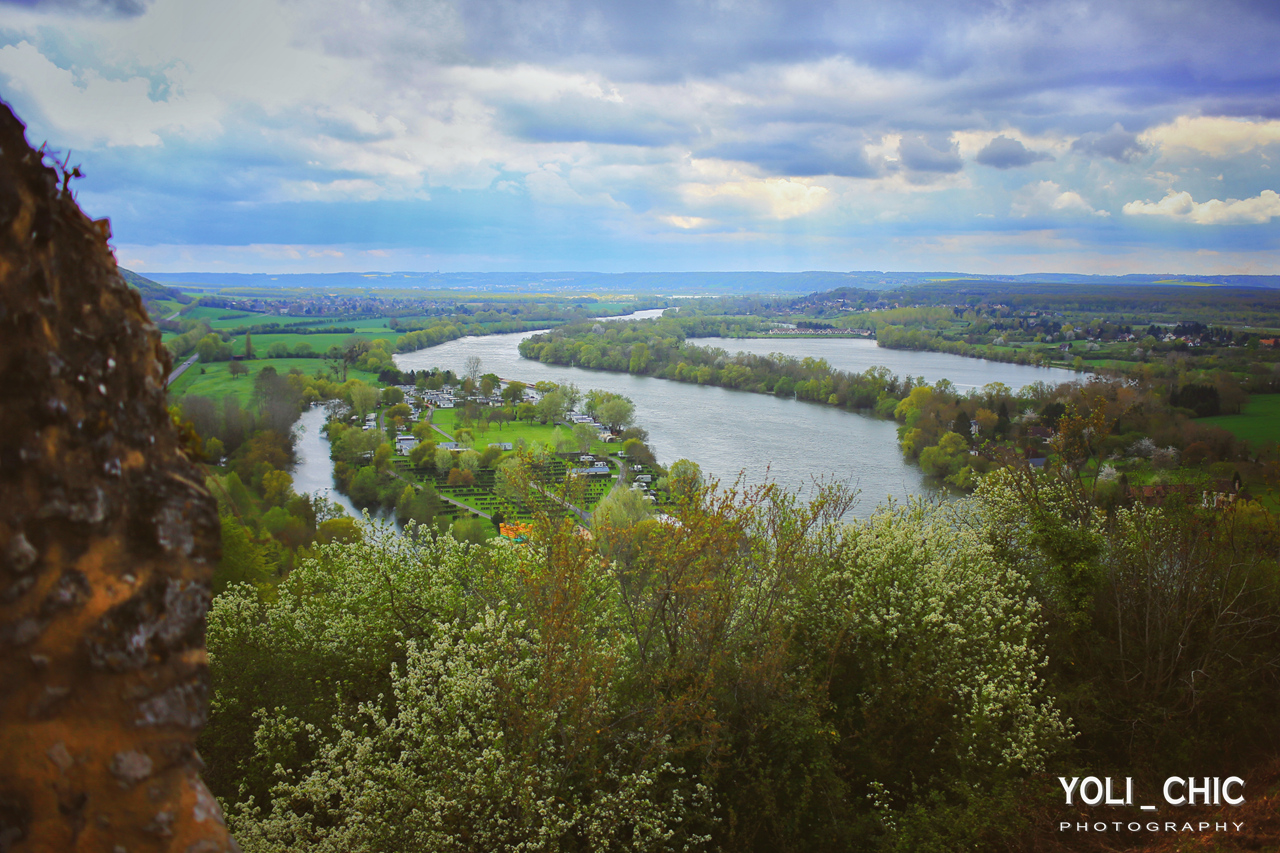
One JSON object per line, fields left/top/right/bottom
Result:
{"left": 0, "top": 101, "right": 235, "bottom": 852}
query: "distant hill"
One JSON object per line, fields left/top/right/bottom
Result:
{"left": 137, "top": 269, "right": 1280, "bottom": 294}
{"left": 119, "top": 269, "right": 193, "bottom": 306}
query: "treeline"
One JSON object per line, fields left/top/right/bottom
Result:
{"left": 521, "top": 318, "right": 929, "bottom": 411}
{"left": 889, "top": 375, "right": 1252, "bottom": 490}
{"left": 203, "top": 465, "right": 1280, "bottom": 852}
{"left": 521, "top": 321, "right": 1273, "bottom": 495}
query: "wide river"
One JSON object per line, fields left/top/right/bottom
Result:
{"left": 391, "top": 320, "right": 1068, "bottom": 516}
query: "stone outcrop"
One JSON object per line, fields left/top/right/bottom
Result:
{"left": 0, "top": 101, "right": 235, "bottom": 852}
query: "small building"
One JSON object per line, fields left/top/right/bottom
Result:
{"left": 569, "top": 464, "right": 610, "bottom": 477}
{"left": 489, "top": 442, "right": 514, "bottom": 451}
{"left": 395, "top": 435, "right": 419, "bottom": 454}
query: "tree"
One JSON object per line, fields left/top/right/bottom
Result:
{"left": 572, "top": 423, "right": 597, "bottom": 454}
{"left": 598, "top": 397, "right": 634, "bottom": 431}
{"left": 409, "top": 441, "right": 437, "bottom": 469}
{"left": 435, "top": 447, "right": 455, "bottom": 472}
{"left": 447, "top": 467, "right": 475, "bottom": 487}
{"left": 243, "top": 329, "right": 255, "bottom": 360}
{"left": 667, "top": 458, "right": 703, "bottom": 501}
{"left": 197, "top": 333, "right": 222, "bottom": 363}
{"left": 464, "top": 355, "right": 482, "bottom": 385}
{"left": 501, "top": 380, "right": 527, "bottom": 405}
{"left": 628, "top": 342, "right": 650, "bottom": 373}
{"left": 261, "top": 469, "right": 294, "bottom": 507}
{"left": 396, "top": 484, "right": 440, "bottom": 528}
{"left": 228, "top": 360, "right": 249, "bottom": 380}
{"left": 621, "top": 438, "right": 656, "bottom": 468}
{"left": 267, "top": 341, "right": 290, "bottom": 358}
{"left": 349, "top": 382, "right": 379, "bottom": 417}
{"left": 535, "top": 389, "right": 567, "bottom": 424}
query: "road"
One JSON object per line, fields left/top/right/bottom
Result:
{"left": 166, "top": 353, "right": 198, "bottom": 387}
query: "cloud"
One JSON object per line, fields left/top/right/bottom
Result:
{"left": 1141, "top": 115, "right": 1280, "bottom": 157}
{"left": 703, "top": 135, "right": 878, "bottom": 178}
{"left": 1012, "top": 181, "right": 1110, "bottom": 218}
{"left": 1071, "top": 124, "right": 1148, "bottom": 162}
{"left": 2, "top": 0, "right": 151, "bottom": 16}
{"left": 681, "top": 175, "right": 830, "bottom": 219}
{"left": 898, "top": 135, "right": 961, "bottom": 173}
{"left": 0, "top": 40, "right": 221, "bottom": 146}
{"left": 499, "top": 94, "right": 691, "bottom": 146}
{"left": 659, "top": 215, "right": 711, "bottom": 229}
{"left": 1122, "top": 189, "right": 1280, "bottom": 224}
{"left": 975, "top": 135, "right": 1052, "bottom": 169}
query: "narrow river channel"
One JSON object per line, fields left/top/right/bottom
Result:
{"left": 391, "top": 329, "right": 1068, "bottom": 516}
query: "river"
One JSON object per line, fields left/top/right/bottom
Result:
{"left": 291, "top": 404, "right": 360, "bottom": 519}
{"left": 392, "top": 329, "right": 1069, "bottom": 516}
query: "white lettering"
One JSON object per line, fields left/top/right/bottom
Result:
{"left": 1080, "top": 777, "right": 1104, "bottom": 805}
{"left": 1164, "top": 777, "right": 1186, "bottom": 805}
{"left": 1059, "top": 776, "right": 1081, "bottom": 805}
{"left": 1189, "top": 778, "right": 1211, "bottom": 805}
{"left": 1059, "top": 822, "right": 1071, "bottom": 831}
{"left": 1105, "top": 777, "right": 1129, "bottom": 805}
{"left": 1234, "top": 822, "right": 1244, "bottom": 831}
{"left": 1222, "top": 777, "right": 1245, "bottom": 805}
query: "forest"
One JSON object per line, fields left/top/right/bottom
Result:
{"left": 201, "top": 464, "right": 1280, "bottom": 852}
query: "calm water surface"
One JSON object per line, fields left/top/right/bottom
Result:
{"left": 393, "top": 330, "right": 1070, "bottom": 515}
{"left": 291, "top": 404, "right": 359, "bottom": 518}
{"left": 696, "top": 336, "right": 1062, "bottom": 392}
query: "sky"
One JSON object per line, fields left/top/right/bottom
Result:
{"left": 3, "top": 0, "right": 1280, "bottom": 275}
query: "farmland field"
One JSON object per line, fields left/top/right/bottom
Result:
{"left": 1201, "top": 393, "right": 1280, "bottom": 449}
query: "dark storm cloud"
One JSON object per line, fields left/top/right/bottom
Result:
{"left": 899, "top": 135, "right": 961, "bottom": 173}
{"left": 976, "top": 135, "right": 1052, "bottom": 169}
{"left": 499, "top": 96, "right": 692, "bottom": 146}
{"left": 1071, "top": 125, "right": 1149, "bottom": 162}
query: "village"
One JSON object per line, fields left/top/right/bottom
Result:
{"left": 338, "top": 373, "right": 670, "bottom": 539}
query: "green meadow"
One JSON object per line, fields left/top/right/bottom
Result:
{"left": 1201, "top": 393, "right": 1280, "bottom": 449}
{"left": 426, "top": 407, "right": 620, "bottom": 457}
{"left": 167, "top": 358, "right": 379, "bottom": 404}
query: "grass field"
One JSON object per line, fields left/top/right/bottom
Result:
{"left": 427, "top": 407, "right": 620, "bottom": 457}
{"left": 167, "top": 358, "right": 379, "bottom": 404}
{"left": 1201, "top": 394, "right": 1280, "bottom": 449}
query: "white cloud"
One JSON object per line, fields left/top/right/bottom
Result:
{"left": 660, "top": 215, "right": 712, "bottom": 229}
{"left": 681, "top": 175, "right": 830, "bottom": 219}
{"left": 0, "top": 40, "right": 221, "bottom": 146}
{"left": 1122, "top": 189, "right": 1280, "bottom": 224}
{"left": 1142, "top": 116, "right": 1280, "bottom": 158}
{"left": 1011, "top": 181, "right": 1109, "bottom": 218}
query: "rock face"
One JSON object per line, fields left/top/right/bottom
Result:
{"left": 0, "top": 102, "right": 235, "bottom": 852}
